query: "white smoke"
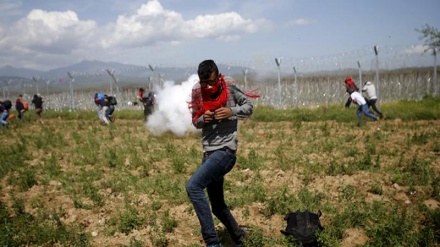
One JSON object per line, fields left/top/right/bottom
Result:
{"left": 146, "top": 74, "right": 200, "bottom": 137}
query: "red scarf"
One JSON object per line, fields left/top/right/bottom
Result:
{"left": 189, "top": 74, "right": 260, "bottom": 124}
{"left": 189, "top": 74, "right": 229, "bottom": 124}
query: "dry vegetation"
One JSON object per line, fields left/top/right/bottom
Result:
{"left": 1, "top": 106, "right": 439, "bottom": 246}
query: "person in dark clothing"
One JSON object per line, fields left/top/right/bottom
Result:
{"left": 137, "top": 88, "right": 155, "bottom": 120}
{"left": 362, "top": 81, "right": 384, "bottom": 119}
{"left": 106, "top": 95, "right": 117, "bottom": 122}
{"left": 15, "top": 94, "right": 25, "bottom": 120}
{"left": 31, "top": 94, "right": 44, "bottom": 122}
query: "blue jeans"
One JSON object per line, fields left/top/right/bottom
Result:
{"left": 186, "top": 149, "right": 244, "bottom": 246}
{"left": 1, "top": 111, "right": 9, "bottom": 127}
{"left": 357, "top": 104, "right": 378, "bottom": 121}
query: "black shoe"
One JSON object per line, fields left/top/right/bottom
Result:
{"left": 235, "top": 227, "right": 250, "bottom": 247}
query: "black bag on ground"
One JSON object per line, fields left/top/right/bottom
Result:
{"left": 281, "top": 210, "right": 324, "bottom": 246}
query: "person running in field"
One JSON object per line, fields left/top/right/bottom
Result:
{"left": 362, "top": 81, "right": 384, "bottom": 119}
{"left": 344, "top": 77, "right": 359, "bottom": 108}
{"left": 186, "top": 59, "right": 256, "bottom": 247}
{"left": 137, "top": 88, "right": 155, "bottom": 120}
{"left": 31, "top": 94, "right": 44, "bottom": 123}
{"left": 349, "top": 90, "right": 379, "bottom": 124}
{"left": 15, "top": 94, "right": 26, "bottom": 120}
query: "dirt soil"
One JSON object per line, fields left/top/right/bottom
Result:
{"left": 1, "top": 118, "right": 439, "bottom": 247}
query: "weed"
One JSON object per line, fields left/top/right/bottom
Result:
{"left": 238, "top": 149, "right": 262, "bottom": 170}
{"left": 161, "top": 209, "right": 178, "bottom": 233}
{"left": 171, "top": 156, "right": 187, "bottom": 174}
{"left": 410, "top": 132, "right": 430, "bottom": 145}
{"left": 433, "top": 140, "right": 440, "bottom": 153}
{"left": 0, "top": 199, "right": 89, "bottom": 246}
{"left": 431, "top": 176, "right": 440, "bottom": 201}
{"left": 364, "top": 207, "right": 419, "bottom": 246}
{"left": 342, "top": 185, "right": 358, "bottom": 201}
{"left": 116, "top": 206, "right": 146, "bottom": 235}
{"left": 125, "top": 237, "right": 145, "bottom": 247}
{"left": 368, "top": 180, "right": 383, "bottom": 195}
{"left": 13, "top": 167, "right": 38, "bottom": 191}
{"left": 150, "top": 231, "right": 169, "bottom": 247}
{"left": 357, "top": 153, "right": 374, "bottom": 170}
{"left": 391, "top": 155, "right": 433, "bottom": 186}
{"left": 152, "top": 200, "right": 162, "bottom": 211}
{"left": 1, "top": 99, "right": 439, "bottom": 246}
{"left": 319, "top": 122, "right": 330, "bottom": 136}
{"left": 243, "top": 228, "right": 265, "bottom": 246}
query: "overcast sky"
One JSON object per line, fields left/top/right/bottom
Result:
{"left": 0, "top": 0, "right": 439, "bottom": 71}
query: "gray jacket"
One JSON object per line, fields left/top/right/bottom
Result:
{"left": 193, "top": 83, "right": 253, "bottom": 152}
{"left": 362, "top": 81, "right": 378, "bottom": 100}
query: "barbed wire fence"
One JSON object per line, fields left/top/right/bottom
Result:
{"left": 1, "top": 44, "right": 438, "bottom": 111}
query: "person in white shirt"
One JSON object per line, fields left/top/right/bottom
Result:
{"left": 362, "top": 81, "right": 383, "bottom": 119}
{"left": 350, "top": 91, "right": 379, "bottom": 123}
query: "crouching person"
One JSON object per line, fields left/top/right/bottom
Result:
{"left": 1, "top": 100, "right": 12, "bottom": 128}
{"left": 350, "top": 90, "right": 379, "bottom": 124}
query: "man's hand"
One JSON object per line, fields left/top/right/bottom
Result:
{"left": 203, "top": 108, "right": 233, "bottom": 123}
{"left": 203, "top": 110, "right": 215, "bottom": 123}
{"left": 214, "top": 107, "right": 232, "bottom": 120}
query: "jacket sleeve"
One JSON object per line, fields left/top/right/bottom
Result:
{"left": 229, "top": 85, "right": 253, "bottom": 119}
{"left": 193, "top": 114, "right": 205, "bottom": 129}
{"left": 362, "top": 85, "right": 367, "bottom": 92}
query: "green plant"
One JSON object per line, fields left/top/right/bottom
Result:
{"left": 368, "top": 181, "right": 383, "bottom": 195}
{"left": 14, "top": 167, "right": 38, "bottom": 191}
{"left": 342, "top": 185, "right": 358, "bottom": 201}
{"left": 150, "top": 231, "right": 168, "bottom": 247}
{"left": 1, "top": 97, "right": 439, "bottom": 246}
{"left": 237, "top": 149, "right": 262, "bottom": 170}
{"left": 171, "top": 156, "right": 187, "bottom": 174}
{"left": 161, "top": 210, "right": 178, "bottom": 233}
{"left": 365, "top": 207, "right": 419, "bottom": 246}
{"left": 0, "top": 199, "right": 89, "bottom": 246}
{"left": 116, "top": 206, "right": 146, "bottom": 235}
{"left": 124, "top": 237, "right": 145, "bottom": 247}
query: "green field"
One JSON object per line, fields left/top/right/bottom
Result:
{"left": 1, "top": 96, "right": 439, "bottom": 246}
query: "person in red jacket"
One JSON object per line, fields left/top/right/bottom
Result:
{"left": 344, "top": 77, "right": 359, "bottom": 108}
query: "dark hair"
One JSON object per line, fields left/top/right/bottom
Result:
{"left": 139, "top": 88, "right": 145, "bottom": 92}
{"left": 197, "top": 60, "right": 219, "bottom": 80}
{"left": 2, "top": 100, "right": 12, "bottom": 110}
